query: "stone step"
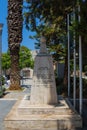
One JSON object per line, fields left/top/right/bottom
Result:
{"left": 17, "top": 98, "right": 77, "bottom": 116}
{"left": 17, "top": 107, "right": 75, "bottom": 115}
{"left": 4, "top": 99, "right": 82, "bottom": 130}
{"left": 5, "top": 114, "right": 82, "bottom": 130}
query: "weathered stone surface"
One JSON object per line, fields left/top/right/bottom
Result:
{"left": 30, "top": 37, "right": 57, "bottom": 104}
{"left": 39, "top": 36, "right": 47, "bottom": 54}
{"left": 30, "top": 55, "right": 58, "bottom": 105}
{"left": 17, "top": 96, "right": 74, "bottom": 115}
{"left": 4, "top": 98, "right": 82, "bottom": 130}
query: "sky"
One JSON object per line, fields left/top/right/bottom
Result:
{"left": 0, "top": 0, "right": 36, "bottom": 53}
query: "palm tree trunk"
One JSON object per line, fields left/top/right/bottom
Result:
{"left": 8, "top": 0, "right": 23, "bottom": 90}
{"left": 9, "top": 48, "right": 21, "bottom": 90}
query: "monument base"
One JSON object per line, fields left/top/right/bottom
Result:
{"left": 4, "top": 96, "right": 82, "bottom": 130}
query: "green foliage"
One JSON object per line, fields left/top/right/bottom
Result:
{"left": 2, "top": 51, "right": 11, "bottom": 70}
{"left": 80, "top": 1, "right": 87, "bottom": 39}
{"left": 24, "top": 0, "right": 73, "bottom": 62}
{"left": 23, "top": 0, "right": 87, "bottom": 90}
{"left": 24, "top": 0, "right": 74, "bottom": 30}
{"left": 84, "top": 65, "right": 87, "bottom": 72}
{"left": 19, "top": 46, "right": 34, "bottom": 69}
{"left": 83, "top": 79, "right": 87, "bottom": 98}
{"left": 55, "top": 78, "right": 63, "bottom": 95}
{"left": 56, "top": 76, "right": 87, "bottom": 98}
{"left": 24, "top": 0, "right": 87, "bottom": 65}
{"left": 0, "top": 86, "right": 6, "bottom": 97}
{"left": 1, "top": 76, "right": 5, "bottom": 85}
{"left": 70, "top": 77, "right": 87, "bottom": 98}
{"left": 0, "top": 91, "right": 3, "bottom": 97}
{"left": 2, "top": 46, "right": 34, "bottom": 71}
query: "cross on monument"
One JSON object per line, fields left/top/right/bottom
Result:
{"left": 39, "top": 36, "right": 47, "bottom": 54}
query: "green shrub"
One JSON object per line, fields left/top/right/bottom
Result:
{"left": 0, "top": 76, "right": 5, "bottom": 85}
{"left": 0, "top": 90, "right": 3, "bottom": 97}
{"left": 2, "top": 76, "right": 5, "bottom": 85}
{"left": 70, "top": 77, "right": 87, "bottom": 98}
{"left": 2, "top": 86, "right": 6, "bottom": 92}
{"left": 55, "top": 78, "right": 63, "bottom": 95}
{"left": 55, "top": 76, "right": 87, "bottom": 98}
{"left": 84, "top": 65, "right": 87, "bottom": 72}
{"left": 0, "top": 86, "right": 6, "bottom": 97}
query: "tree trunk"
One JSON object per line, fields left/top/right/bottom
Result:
{"left": 8, "top": 0, "right": 23, "bottom": 90}
{"left": 9, "top": 48, "right": 21, "bottom": 90}
{"left": 63, "top": 49, "right": 68, "bottom": 95}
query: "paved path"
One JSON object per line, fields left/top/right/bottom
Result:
{"left": 3, "top": 85, "right": 31, "bottom": 99}
{"left": 0, "top": 100, "right": 16, "bottom": 130}
{"left": 0, "top": 83, "right": 31, "bottom": 130}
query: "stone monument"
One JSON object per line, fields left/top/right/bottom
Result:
{"left": 4, "top": 36, "right": 82, "bottom": 130}
{"left": 30, "top": 36, "right": 58, "bottom": 105}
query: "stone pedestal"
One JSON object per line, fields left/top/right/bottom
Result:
{"left": 30, "top": 36, "right": 57, "bottom": 105}
{"left": 30, "top": 54, "right": 58, "bottom": 105}
{"left": 4, "top": 96, "right": 82, "bottom": 130}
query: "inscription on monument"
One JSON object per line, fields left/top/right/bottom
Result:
{"left": 34, "top": 66, "right": 54, "bottom": 87}
{"left": 38, "top": 67, "right": 49, "bottom": 71}
{"left": 37, "top": 74, "right": 53, "bottom": 79}
{"left": 37, "top": 67, "right": 53, "bottom": 80}
{"left": 35, "top": 85, "right": 53, "bottom": 88}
